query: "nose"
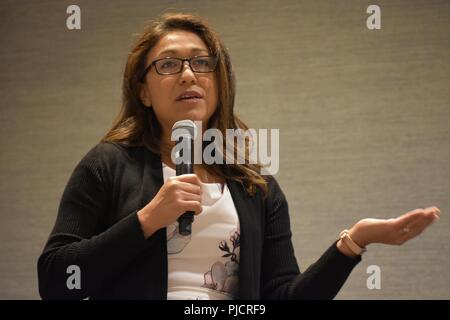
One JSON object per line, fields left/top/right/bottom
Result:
{"left": 178, "top": 61, "right": 197, "bottom": 85}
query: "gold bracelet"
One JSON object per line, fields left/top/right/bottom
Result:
{"left": 339, "top": 229, "right": 367, "bottom": 256}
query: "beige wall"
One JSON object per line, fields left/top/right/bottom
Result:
{"left": 0, "top": 0, "right": 449, "bottom": 299}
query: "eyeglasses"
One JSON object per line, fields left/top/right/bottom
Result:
{"left": 140, "top": 55, "right": 218, "bottom": 81}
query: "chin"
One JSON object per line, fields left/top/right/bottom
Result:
{"left": 177, "top": 111, "right": 207, "bottom": 122}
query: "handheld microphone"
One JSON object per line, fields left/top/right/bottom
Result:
{"left": 172, "top": 120, "right": 197, "bottom": 236}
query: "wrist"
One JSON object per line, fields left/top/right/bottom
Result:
{"left": 338, "top": 229, "right": 367, "bottom": 256}
{"left": 336, "top": 239, "right": 359, "bottom": 258}
{"left": 137, "top": 209, "right": 159, "bottom": 239}
{"left": 348, "top": 225, "right": 369, "bottom": 248}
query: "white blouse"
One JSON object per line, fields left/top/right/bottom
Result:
{"left": 162, "top": 163, "right": 240, "bottom": 300}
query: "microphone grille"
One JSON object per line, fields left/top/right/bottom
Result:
{"left": 172, "top": 120, "right": 197, "bottom": 140}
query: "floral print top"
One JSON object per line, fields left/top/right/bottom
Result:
{"left": 163, "top": 163, "right": 240, "bottom": 300}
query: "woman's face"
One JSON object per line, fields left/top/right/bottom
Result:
{"left": 140, "top": 30, "right": 218, "bottom": 138}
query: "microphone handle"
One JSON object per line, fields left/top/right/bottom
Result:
{"left": 177, "top": 163, "right": 195, "bottom": 235}
{"left": 176, "top": 133, "right": 195, "bottom": 235}
{"left": 176, "top": 162, "right": 193, "bottom": 176}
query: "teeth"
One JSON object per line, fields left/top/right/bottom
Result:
{"left": 180, "top": 95, "right": 199, "bottom": 99}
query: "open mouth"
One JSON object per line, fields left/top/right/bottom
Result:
{"left": 176, "top": 90, "right": 203, "bottom": 101}
{"left": 177, "top": 95, "right": 202, "bottom": 101}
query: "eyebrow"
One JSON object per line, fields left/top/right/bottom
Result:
{"left": 156, "top": 47, "right": 210, "bottom": 58}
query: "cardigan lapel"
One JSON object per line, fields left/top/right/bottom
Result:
{"left": 227, "top": 178, "right": 264, "bottom": 299}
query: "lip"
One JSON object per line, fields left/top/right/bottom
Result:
{"left": 175, "top": 97, "right": 203, "bottom": 104}
{"left": 175, "top": 89, "right": 204, "bottom": 101}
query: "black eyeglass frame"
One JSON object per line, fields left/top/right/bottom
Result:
{"left": 140, "top": 55, "right": 219, "bottom": 82}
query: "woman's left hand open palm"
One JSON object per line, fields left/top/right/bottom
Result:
{"left": 349, "top": 206, "right": 441, "bottom": 247}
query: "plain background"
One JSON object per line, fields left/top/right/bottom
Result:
{"left": 0, "top": 0, "right": 449, "bottom": 299}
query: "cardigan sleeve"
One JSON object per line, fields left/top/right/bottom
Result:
{"left": 37, "top": 144, "right": 153, "bottom": 300}
{"left": 260, "top": 177, "right": 361, "bottom": 299}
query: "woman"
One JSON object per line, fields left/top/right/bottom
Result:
{"left": 37, "top": 13, "right": 440, "bottom": 300}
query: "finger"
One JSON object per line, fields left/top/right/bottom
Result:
{"left": 423, "top": 208, "right": 440, "bottom": 225}
{"left": 403, "top": 221, "right": 433, "bottom": 242}
{"left": 397, "top": 207, "right": 440, "bottom": 230}
{"left": 399, "top": 212, "right": 438, "bottom": 242}
{"left": 395, "top": 208, "right": 425, "bottom": 227}
{"left": 178, "top": 190, "right": 202, "bottom": 203}
{"left": 181, "top": 200, "right": 203, "bottom": 215}
{"left": 174, "top": 181, "right": 202, "bottom": 195}
{"left": 418, "top": 211, "right": 438, "bottom": 228}
{"left": 402, "top": 213, "right": 434, "bottom": 232}
{"left": 424, "top": 206, "right": 441, "bottom": 217}
{"left": 175, "top": 174, "right": 202, "bottom": 186}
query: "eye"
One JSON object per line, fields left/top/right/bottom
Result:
{"left": 161, "top": 60, "right": 175, "bottom": 69}
{"left": 192, "top": 57, "right": 211, "bottom": 67}
{"left": 160, "top": 60, "right": 177, "bottom": 69}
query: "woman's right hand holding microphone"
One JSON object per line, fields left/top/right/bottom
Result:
{"left": 137, "top": 174, "right": 203, "bottom": 239}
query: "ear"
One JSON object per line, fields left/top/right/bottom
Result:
{"left": 139, "top": 84, "right": 152, "bottom": 107}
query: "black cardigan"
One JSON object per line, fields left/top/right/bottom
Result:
{"left": 38, "top": 142, "right": 361, "bottom": 300}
